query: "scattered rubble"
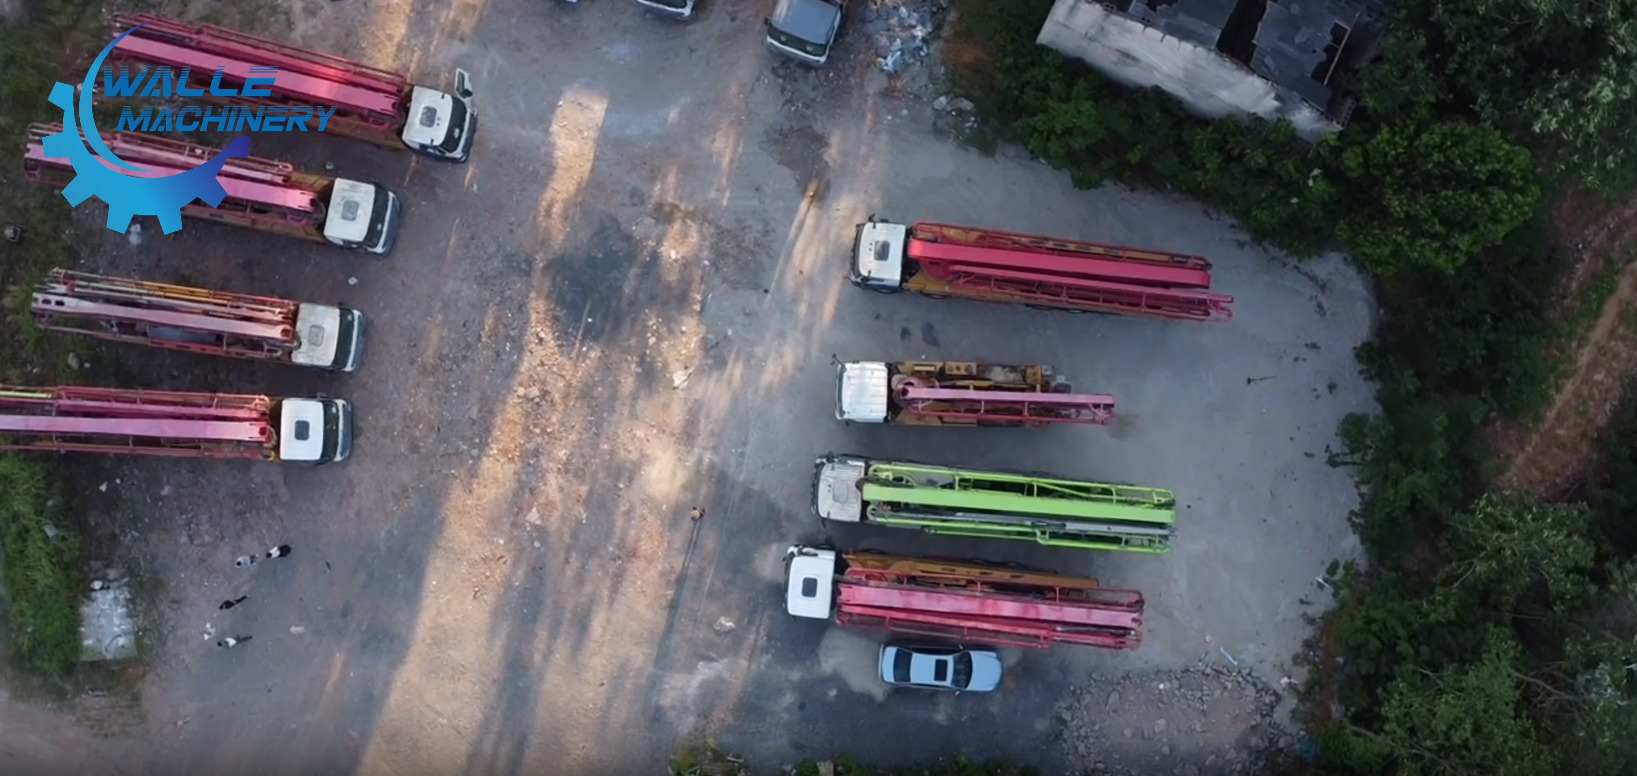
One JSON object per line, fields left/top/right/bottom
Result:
{"left": 1056, "top": 666, "right": 1292, "bottom": 775}
{"left": 864, "top": 0, "right": 948, "bottom": 74}
{"left": 81, "top": 576, "right": 138, "bottom": 661}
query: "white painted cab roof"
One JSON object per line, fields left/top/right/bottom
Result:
{"left": 837, "top": 361, "right": 890, "bottom": 422}
{"left": 291, "top": 304, "right": 342, "bottom": 368}
{"left": 322, "top": 178, "right": 377, "bottom": 245}
{"left": 855, "top": 222, "right": 907, "bottom": 285}
{"left": 277, "top": 398, "right": 326, "bottom": 462}
{"left": 785, "top": 546, "right": 837, "bottom": 619}
{"left": 402, "top": 86, "right": 453, "bottom": 149}
{"left": 814, "top": 456, "right": 867, "bottom": 522}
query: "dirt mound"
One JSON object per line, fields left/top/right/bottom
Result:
{"left": 1055, "top": 666, "right": 1291, "bottom": 776}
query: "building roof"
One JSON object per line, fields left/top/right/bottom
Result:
{"left": 1115, "top": 0, "right": 1380, "bottom": 112}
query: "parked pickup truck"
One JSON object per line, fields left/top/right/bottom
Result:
{"left": 766, "top": 0, "right": 845, "bottom": 66}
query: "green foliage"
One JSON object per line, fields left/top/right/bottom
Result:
{"left": 954, "top": 0, "right": 1548, "bottom": 275}
{"left": 1373, "top": 629, "right": 1559, "bottom": 775}
{"left": 1587, "top": 390, "right": 1637, "bottom": 553}
{"left": 1431, "top": 495, "right": 1597, "bottom": 618}
{"left": 1332, "top": 120, "right": 1539, "bottom": 276}
{"left": 947, "top": 2, "right": 1632, "bottom": 774}
{"left": 1312, "top": 721, "right": 1393, "bottom": 775}
{"left": 1356, "top": 213, "right": 1565, "bottom": 419}
{"left": 1332, "top": 570, "right": 1447, "bottom": 693}
{"left": 0, "top": 0, "right": 108, "bottom": 682}
{"left": 1554, "top": 627, "right": 1637, "bottom": 775}
{"left": 0, "top": 456, "right": 82, "bottom": 675}
{"left": 669, "top": 740, "right": 744, "bottom": 776}
{"left": 1331, "top": 395, "right": 1485, "bottom": 559}
{"left": 1366, "top": 0, "right": 1637, "bottom": 193}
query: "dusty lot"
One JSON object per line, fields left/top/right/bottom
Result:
{"left": 5, "top": 0, "right": 1376, "bottom": 773}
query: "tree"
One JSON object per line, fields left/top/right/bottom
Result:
{"left": 1366, "top": 0, "right": 1637, "bottom": 192}
{"left": 1432, "top": 493, "right": 1597, "bottom": 619}
{"left": 1373, "top": 629, "right": 1558, "bottom": 775}
{"left": 1537, "top": 562, "right": 1637, "bottom": 775}
{"left": 1332, "top": 120, "right": 1538, "bottom": 276}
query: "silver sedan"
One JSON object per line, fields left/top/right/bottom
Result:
{"left": 878, "top": 643, "right": 1003, "bottom": 693}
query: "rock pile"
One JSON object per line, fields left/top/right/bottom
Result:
{"left": 1055, "top": 665, "right": 1292, "bottom": 776}
{"left": 862, "top": 0, "right": 948, "bottom": 73}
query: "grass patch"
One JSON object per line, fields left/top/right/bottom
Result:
{"left": 0, "top": 0, "right": 133, "bottom": 681}
{"left": 670, "top": 740, "right": 746, "bottom": 776}
{"left": 0, "top": 456, "right": 82, "bottom": 676}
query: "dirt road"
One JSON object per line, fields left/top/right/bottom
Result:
{"left": 19, "top": 1, "right": 1376, "bottom": 773}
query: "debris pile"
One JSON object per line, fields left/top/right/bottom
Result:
{"left": 81, "top": 570, "right": 138, "bottom": 661}
{"left": 866, "top": 0, "right": 947, "bottom": 73}
{"left": 1055, "top": 665, "right": 1292, "bottom": 775}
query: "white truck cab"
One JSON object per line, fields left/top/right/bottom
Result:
{"left": 812, "top": 454, "right": 868, "bottom": 522}
{"left": 851, "top": 221, "right": 908, "bottom": 290}
{"left": 291, "top": 304, "right": 367, "bottom": 372}
{"left": 835, "top": 361, "right": 891, "bottom": 422}
{"left": 322, "top": 178, "right": 401, "bottom": 255}
{"left": 401, "top": 69, "right": 477, "bottom": 163}
{"left": 784, "top": 546, "right": 838, "bottom": 620}
{"left": 276, "top": 397, "right": 354, "bottom": 464}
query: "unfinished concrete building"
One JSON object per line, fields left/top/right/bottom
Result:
{"left": 1037, "top": 0, "right": 1388, "bottom": 141}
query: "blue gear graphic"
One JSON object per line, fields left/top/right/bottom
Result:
{"left": 45, "top": 81, "right": 250, "bottom": 234}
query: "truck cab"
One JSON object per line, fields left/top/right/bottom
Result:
{"left": 401, "top": 69, "right": 477, "bottom": 163}
{"left": 850, "top": 221, "right": 908, "bottom": 290}
{"left": 276, "top": 398, "right": 354, "bottom": 464}
{"left": 812, "top": 454, "right": 868, "bottom": 522}
{"left": 322, "top": 178, "right": 401, "bottom": 255}
{"left": 766, "top": 0, "right": 846, "bottom": 66}
{"left": 836, "top": 361, "right": 891, "bottom": 422}
{"left": 633, "top": 0, "right": 696, "bottom": 19}
{"left": 784, "top": 546, "right": 838, "bottom": 619}
{"left": 291, "top": 304, "right": 367, "bottom": 372}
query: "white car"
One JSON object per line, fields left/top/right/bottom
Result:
{"left": 878, "top": 643, "right": 1003, "bottom": 693}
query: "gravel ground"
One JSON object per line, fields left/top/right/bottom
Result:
{"left": 1, "top": 1, "right": 1375, "bottom": 774}
{"left": 1056, "top": 665, "right": 1293, "bottom": 775}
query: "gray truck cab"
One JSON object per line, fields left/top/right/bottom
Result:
{"left": 401, "top": 69, "right": 477, "bottom": 163}
{"left": 290, "top": 304, "right": 367, "bottom": 372}
{"left": 321, "top": 178, "right": 401, "bottom": 255}
{"left": 766, "top": 0, "right": 846, "bottom": 66}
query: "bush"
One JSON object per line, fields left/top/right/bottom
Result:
{"left": 1332, "top": 120, "right": 1539, "bottom": 277}
{"left": 952, "top": 0, "right": 1542, "bottom": 273}
{"left": 0, "top": 456, "right": 82, "bottom": 675}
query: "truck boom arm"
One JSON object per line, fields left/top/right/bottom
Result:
{"left": 910, "top": 223, "right": 1212, "bottom": 289}
{"left": 25, "top": 123, "right": 322, "bottom": 215}
{"left": 109, "top": 13, "right": 402, "bottom": 119}
{"left": 834, "top": 550, "right": 1143, "bottom": 650}
{"left": 0, "top": 385, "right": 276, "bottom": 459}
